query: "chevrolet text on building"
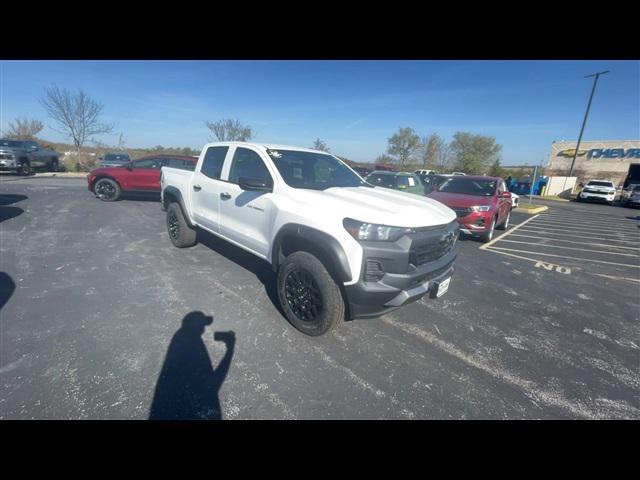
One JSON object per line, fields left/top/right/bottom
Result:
{"left": 547, "top": 140, "right": 640, "bottom": 186}
{"left": 557, "top": 148, "right": 640, "bottom": 159}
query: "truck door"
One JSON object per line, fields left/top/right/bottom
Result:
{"left": 190, "top": 146, "right": 230, "bottom": 234}
{"left": 218, "top": 146, "right": 276, "bottom": 258}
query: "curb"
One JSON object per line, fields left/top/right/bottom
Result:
{"left": 514, "top": 205, "right": 549, "bottom": 214}
{"left": 536, "top": 196, "right": 571, "bottom": 203}
{"left": 34, "top": 173, "right": 87, "bottom": 178}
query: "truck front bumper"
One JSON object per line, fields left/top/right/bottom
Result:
{"left": 579, "top": 192, "right": 615, "bottom": 203}
{"left": 343, "top": 220, "right": 459, "bottom": 319}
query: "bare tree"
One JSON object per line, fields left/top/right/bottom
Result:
{"left": 374, "top": 154, "right": 395, "bottom": 165}
{"left": 40, "top": 86, "right": 113, "bottom": 168}
{"left": 3, "top": 117, "right": 44, "bottom": 140}
{"left": 205, "top": 119, "right": 253, "bottom": 142}
{"left": 312, "top": 138, "right": 330, "bottom": 152}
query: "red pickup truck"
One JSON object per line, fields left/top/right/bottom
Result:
{"left": 87, "top": 154, "right": 198, "bottom": 201}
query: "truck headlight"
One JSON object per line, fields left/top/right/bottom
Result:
{"left": 343, "top": 218, "right": 411, "bottom": 242}
{"left": 469, "top": 205, "right": 491, "bottom": 212}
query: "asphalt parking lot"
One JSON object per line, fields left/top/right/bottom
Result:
{"left": 1, "top": 176, "right": 639, "bottom": 419}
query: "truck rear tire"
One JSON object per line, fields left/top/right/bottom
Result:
{"left": 166, "top": 202, "right": 197, "bottom": 248}
{"left": 277, "top": 251, "right": 345, "bottom": 336}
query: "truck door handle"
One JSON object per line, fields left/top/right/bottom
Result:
{"left": 220, "top": 192, "right": 231, "bottom": 200}
{"left": 193, "top": 184, "right": 202, "bottom": 191}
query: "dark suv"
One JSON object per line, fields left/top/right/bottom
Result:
{"left": 0, "top": 139, "right": 59, "bottom": 175}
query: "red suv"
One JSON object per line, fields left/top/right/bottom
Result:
{"left": 87, "top": 155, "right": 197, "bottom": 201}
{"left": 428, "top": 175, "right": 512, "bottom": 242}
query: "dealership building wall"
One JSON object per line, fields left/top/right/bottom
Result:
{"left": 545, "top": 140, "right": 640, "bottom": 186}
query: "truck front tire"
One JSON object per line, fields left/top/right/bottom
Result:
{"left": 166, "top": 202, "right": 197, "bottom": 248}
{"left": 277, "top": 251, "right": 345, "bottom": 336}
{"left": 18, "top": 160, "right": 31, "bottom": 176}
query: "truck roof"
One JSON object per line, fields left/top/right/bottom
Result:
{"left": 201, "top": 141, "right": 328, "bottom": 155}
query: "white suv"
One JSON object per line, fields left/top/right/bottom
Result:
{"left": 577, "top": 180, "right": 616, "bottom": 205}
{"left": 161, "top": 142, "right": 459, "bottom": 336}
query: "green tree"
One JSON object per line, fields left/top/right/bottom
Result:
{"left": 386, "top": 127, "right": 421, "bottom": 167}
{"left": 420, "top": 133, "right": 445, "bottom": 170}
{"left": 449, "top": 132, "right": 502, "bottom": 175}
{"left": 488, "top": 158, "right": 508, "bottom": 178}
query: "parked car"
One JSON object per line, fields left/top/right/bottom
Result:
{"left": 161, "top": 142, "right": 459, "bottom": 336}
{"left": 510, "top": 192, "right": 520, "bottom": 209}
{"left": 365, "top": 171, "right": 425, "bottom": 196}
{"left": 451, "top": 172, "right": 466, "bottom": 176}
{"left": 422, "top": 174, "right": 451, "bottom": 194}
{"left": 620, "top": 183, "right": 640, "bottom": 207}
{"left": 99, "top": 152, "right": 132, "bottom": 168}
{"left": 428, "top": 175, "right": 512, "bottom": 242}
{"left": 352, "top": 166, "right": 372, "bottom": 178}
{"left": 576, "top": 180, "right": 616, "bottom": 205}
{"left": 87, "top": 155, "right": 197, "bottom": 201}
{"left": 414, "top": 169, "right": 436, "bottom": 176}
{"left": 620, "top": 184, "right": 640, "bottom": 208}
{"left": 0, "top": 139, "right": 59, "bottom": 175}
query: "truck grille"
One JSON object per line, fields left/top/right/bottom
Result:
{"left": 409, "top": 230, "right": 457, "bottom": 266}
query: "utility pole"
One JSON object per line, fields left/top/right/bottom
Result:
{"left": 563, "top": 70, "right": 610, "bottom": 194}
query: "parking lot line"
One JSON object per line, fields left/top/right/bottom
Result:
{"left": 524, "top": 221, "right": 640, "bottom": 237}
{"left": 531, "top": 217, "right": 640, "bottom": 231}
{"left": 487, "top": 246, "right": 640, "bottom": 268}
{"left": 517, "top": 228, "right": 639, "bottom": 244}
{"left": 540, "top": 217, "right": 639, "bottom": 228}
{"left": 478, "top": 213, "right": 540, "bottom": 250}
{"left": 496, "top": 239, "right": 639, "bottom": 257}
{"left": 506, "top": 233, "right": 640, "bottom": 251}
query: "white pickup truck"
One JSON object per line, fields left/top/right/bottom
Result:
{"left": 161, "top": 142, "right": 459, "bottom": 336}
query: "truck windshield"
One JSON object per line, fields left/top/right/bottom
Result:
{"left": 0, "top": 140, "right": 24, "bottom": 148}
{"left": 268, "top": 150, "right": 369, "bottom": 190}
{"left": 587, "top": 181, "right": 613, "bottom": 187}
{"left": 438, "top": 178, "right": 497, "bottom": 196}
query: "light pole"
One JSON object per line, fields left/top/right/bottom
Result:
{"left": 563, "top": 70, "right": 610, "bottom": 194}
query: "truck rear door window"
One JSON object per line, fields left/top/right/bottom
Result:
{"left": 201, "top": 146, "right": 229, "bottom": 180}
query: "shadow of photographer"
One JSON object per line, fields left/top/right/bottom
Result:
{"left": 149, "top": 311, "right": 235, "bottom": 420}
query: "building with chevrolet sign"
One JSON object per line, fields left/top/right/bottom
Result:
{"left": 546, "top": 140, "right": 640, "bottom": 187}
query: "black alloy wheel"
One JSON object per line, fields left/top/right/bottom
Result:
{"left": 284, "top": 268, "right": 323, "bottom": 323}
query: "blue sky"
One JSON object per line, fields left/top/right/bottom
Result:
{"left": 1, "top": 60, "right": 638, "bottom": 165}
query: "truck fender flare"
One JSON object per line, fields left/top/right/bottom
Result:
{"left": 162, "top": 186, "right": 194, "bottom": 228}
{"left": 271, "top": 223, "right": 352, "bottom": 283}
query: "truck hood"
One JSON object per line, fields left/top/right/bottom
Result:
{"left": 290, "top": 186, "right": 456, "bottom": 228}
{"left": 428, "top": 191, "right": 495, "bottom": 209}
